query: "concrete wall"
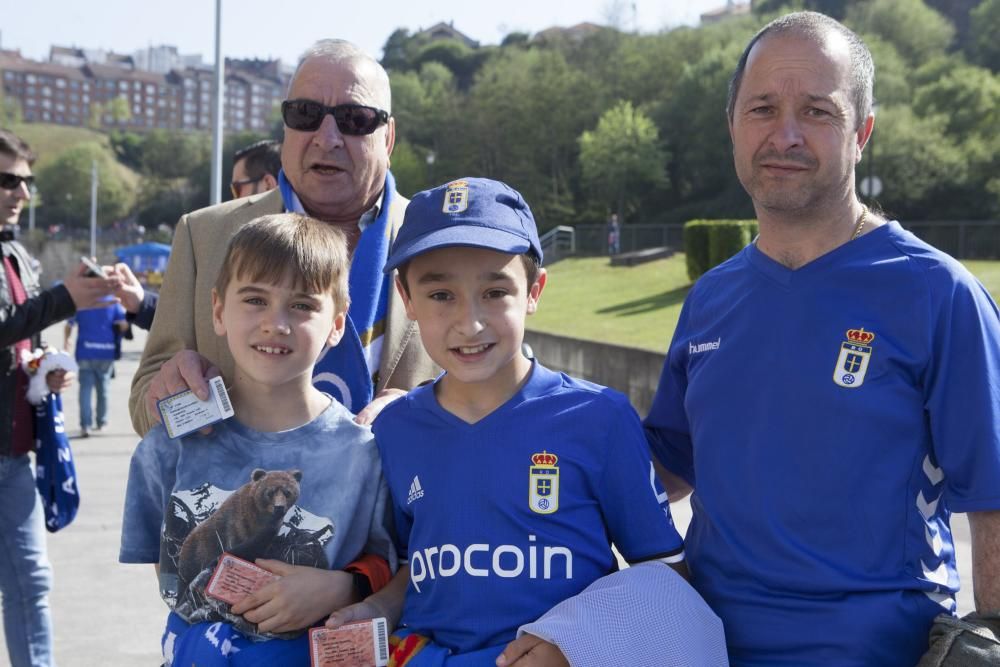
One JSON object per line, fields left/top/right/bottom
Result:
{"left": 524, "top": 329, "right": 666, "bottom": 416}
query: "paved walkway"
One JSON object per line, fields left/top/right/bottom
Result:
{"left": 1, "top": 326, "right": 164, "bottom": 666}
{"left": 0, "top": 325, "right": 977, "bottom": 665}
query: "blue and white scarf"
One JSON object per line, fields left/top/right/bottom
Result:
{"left": 34, "top": 393, "right": 80, "bottom": 532}
{"left": 278, "top": 170, "right": 394, "bottom": 412}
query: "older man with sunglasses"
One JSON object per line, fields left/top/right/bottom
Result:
{"left": 1, "top": 128, "right": 117, "bottom": 667}
{"left": 129, "top": 39, "right": 436, "bottom": 436}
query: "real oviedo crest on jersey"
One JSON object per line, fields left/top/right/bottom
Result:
{"left": 833, "top": 328, "right": 875, "bottom": 388}
{"left": 529, "top": 451, "right": 559, "bottom": 514}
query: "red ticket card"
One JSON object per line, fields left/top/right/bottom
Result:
{"left": 309, "top": 618, "right": 389, "bottom": 667}
{"left": 204, "top": 553, "right": 279, "bottom": 606}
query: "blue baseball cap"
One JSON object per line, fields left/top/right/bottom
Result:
{"left": 384, "top": 178, "right": 542, "bottom": 274}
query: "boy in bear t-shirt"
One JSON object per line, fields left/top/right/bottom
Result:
{"left": 120, "top": 213, "right": 394, "bottom": 666}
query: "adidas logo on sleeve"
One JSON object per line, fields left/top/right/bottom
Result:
{"left": 407, "top": 476, "right": 424, "bottom": 505}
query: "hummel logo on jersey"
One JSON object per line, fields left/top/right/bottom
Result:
{"left": 407, "top": 476, "right": 425, "bottom": 505}
{"left": 689, "top": 337, "right": 721, "bottom": 355}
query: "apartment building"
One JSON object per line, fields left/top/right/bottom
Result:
{"left": 0, "top": 45, "right": 289, "bottom": 133}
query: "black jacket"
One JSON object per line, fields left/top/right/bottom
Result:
{"left": 1, "top": 239, "right": 76, "bottom": 456}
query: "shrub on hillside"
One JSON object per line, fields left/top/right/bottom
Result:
{"left": 684, "top": 219, "right": 758, "bottom": 281}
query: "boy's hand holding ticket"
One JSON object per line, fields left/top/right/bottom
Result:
{"left": 310, "top": 618, "right": 389, "bottom": 667}
{"left": 205, "top": 553, "right": 279, "bottom": 606}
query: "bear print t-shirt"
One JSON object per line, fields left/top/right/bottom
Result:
{"left": 119, "top": 398, "right": 395, "bottom": 638}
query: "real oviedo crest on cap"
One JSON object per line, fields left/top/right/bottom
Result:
{"left": 383, "top": 177, "right": 543, "bottom": 274}
{"left": 442, "top": 180, "right": 470, "bottom": 213}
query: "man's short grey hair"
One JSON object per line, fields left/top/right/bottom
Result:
{"left": 726, "top": 11, "right": 874, "bottom": 129}
{"left": 290, "top": 39, "right": 392, "bottom": 113}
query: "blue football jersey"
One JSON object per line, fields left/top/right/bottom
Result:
{"left": 646, "top": 221, "right": 1000, "bottom": 666}
{"left": 375, "top": 362, "right": 684, "bottom": 654}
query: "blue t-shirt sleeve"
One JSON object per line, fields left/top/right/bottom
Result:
{"left": 374, "top": 422, "right": 412, "bottom": 563}
{"left": 644, "top": 299, "right": 696, "bottom": 486}
{"left": 925, "top": 273, "right": 1000, "bottom": 512}
{"left": 363, "top": 473, "right": 399, "bottom": 569}
{"left": 119, "top": 428, "right": 175, "bottom": 563}
{"left": 113, "top": 303, "right": 127, "bottom": 321}
{"left": 598, "top": 395, "right": 684, "bottom": 562}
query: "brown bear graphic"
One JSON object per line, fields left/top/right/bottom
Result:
{"left": 177, "top": 468, "right": 302, "bottom": 598}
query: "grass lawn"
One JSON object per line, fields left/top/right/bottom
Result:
{"left": 9, "top": 122, "right": 113, "bottom": 171}
{"left": 528, "top": 254, "right": 691, "bottom": 352}
{"left": 531, "top": 254, "right": 1000, "bottom": 351}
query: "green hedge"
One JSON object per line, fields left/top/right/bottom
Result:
{"left": 684, "top": 219, "right": 758, "bottom": 282}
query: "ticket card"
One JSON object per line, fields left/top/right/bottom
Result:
{"left": 309, "top": 618, "right": 389, "bottom": 667}
{"left": 157, "top": 376, "right": 234, "bottom": 439}
{"left": 204, "top": 553, "right": 279, "bottom": 606}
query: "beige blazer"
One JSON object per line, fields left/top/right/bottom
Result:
{"left": 128, "top": 188, "right": 437, "bottom": 435}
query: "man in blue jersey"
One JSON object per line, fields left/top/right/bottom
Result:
{"left": 65, "top": 296, "right": 128, "bottom": 436}
{"left": 327, "top": 178, "right": 728, "bottom": 666}
{"left": 644, "top": 11, "right": 1000, "bottom": 666}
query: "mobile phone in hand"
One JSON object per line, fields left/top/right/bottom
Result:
{"left": 80, "top": 256, "right": 104, "bottom": 278}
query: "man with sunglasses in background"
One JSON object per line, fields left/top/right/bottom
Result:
{"left": 108, "top": 140, "right": 285, "bottom": 334}
{"left": 1, "top": 128, "right": 117, "bottom": 666}
{"left": 129, "top": 38, "right": 436, "bottom": 433}
{"left": 229, "top": 138, "right": 281, "bottom": 200}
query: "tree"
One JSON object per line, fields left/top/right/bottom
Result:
{"left": 861, "top": 36, "right": 911, "bottom": 107}
{"left": 846, "top": 0, "right": 955, "bottom": 66}
{"left": 137, "top": 130, "right": 211, "bottom": 180}
{"left": 653, "top": 42, "right": 748, "bottom": 220}
{"left": 578, "top": 101, "right": 667, "bottom": 219}
{"left": 866, "top": 106, "right": 967, "bottom": 219}
{"left": 413, "top": 40, "right": 492, "bottom": 90}
{"left": 34, "top": 143, "right": 135, "bottom": 229}
{"left": 913, "top": 64, "right": 1000, "bottom": 138}
{"left": 967, "top": 0, "right": 1000, "bottom": 71}
{"left": 0, "top": 92, "right": 22, "bottom": 125}
{"left": 108, "top": 131, "right": 145, "bottom": 170}
{"left": 92, "top": 95, "right": 133, "bottom": 129}
{"left": 380, "top": 29, "right": 424, "bottom": 72}
{"left": 386, "top": 139, "right": 429, "bottom": 197}
{"left": 754, "top": 0, "right": 853, "bottom": 18}
{"left": 465, "top": 48, "right": 597, "bottom": 227}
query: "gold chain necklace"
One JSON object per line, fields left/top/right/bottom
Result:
{"left": 851, "top": 206, "right": 868, "bottom": 241}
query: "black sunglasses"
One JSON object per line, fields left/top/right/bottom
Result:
{"left": 0, "top": 172, "right": 35, "bottom": 191}
{"left": 230, "top": 176, "right": 265, "bottom": 199}
{"left": 281, "top": 99, "right": 389, "bottom": 135}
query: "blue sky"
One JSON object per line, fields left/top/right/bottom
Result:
{"left": 2, "top": 0, "right": 729, "bottom": 65}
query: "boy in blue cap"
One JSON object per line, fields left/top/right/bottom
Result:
{"left": 327, "top": 179, "right": 727, "bottom": 665}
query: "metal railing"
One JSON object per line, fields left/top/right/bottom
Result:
{"left": 570, "top": 221, "right": 1000, "bottom": 260}
{"left": 902, "top": 221, "right": 1000, "bottom": 260}
{"left": 539, "top": 225, "right": 576, "bottom": 263}
{"left": 572, "top": 224, "right": 685, "bottom": 257}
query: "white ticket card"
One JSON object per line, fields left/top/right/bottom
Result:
{"left": 157, "top": 376, "right": 234, "bottom": 439}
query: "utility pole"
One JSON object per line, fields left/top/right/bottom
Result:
{"left": 89, "top": 160, "right": 98, "bottom": 258}
{"left": 28, "top": 183, "right": 36, "bottom": 234}
{"left": 209, "top": 0, "right": 225, "bottom": 205}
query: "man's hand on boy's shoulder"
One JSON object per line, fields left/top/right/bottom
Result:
{"left": 145, "top": 349, "right": 221, "bottom": 426}
{"left": 496, "top": 634, "right": 570, "bottom": 667}
{"left": 354, "top": 387, "right": 407, "bottom": 425}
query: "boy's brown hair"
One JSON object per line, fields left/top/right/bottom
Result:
{"left": 215, "top": 213, "right": 350, "bottom": 309}
{"left": 395, "top": 252, "right": 540, "bottom": 298}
